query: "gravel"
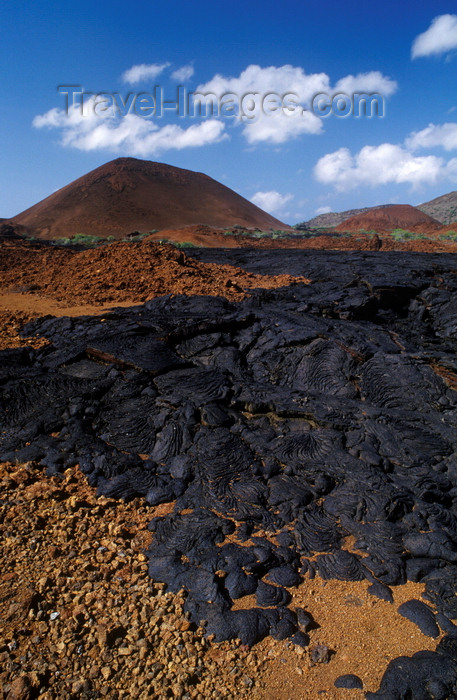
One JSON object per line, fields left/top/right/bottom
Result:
{"left": 0, "top": 461, "right": 267, "bottom": 699}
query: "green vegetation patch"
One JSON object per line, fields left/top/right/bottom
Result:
{"left": 53, "top": 233, "right": 116, "bottom": 247}
{"left": 390, "top": 229, "right": 425, "bottom": 241}
{"left": 127, "top": 230, "right": 157, "bottom": 242}
{"left": 173, "top": 241, "right": 200, "bottom": 248}
{"left": 439, "top": 231, "right": 457, "bottom": 241}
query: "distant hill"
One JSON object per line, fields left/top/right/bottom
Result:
{"left": 418, "top": 191, "right": 457, "bottom": 225}
{"left": 301, "top": 190, "right": 457, "bottom": 230}
{"left": 335, "top": 204, "right": 442, "bottom": 234}
{"left": 298, "top": 204, "right": 397, "bottom": 229}
{"left": 10, "top": 157, "right": 288, "bottom": 239}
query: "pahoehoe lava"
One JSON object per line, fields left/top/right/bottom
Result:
{"left": 4, "top": 250, "right": 457, "bottom": 697}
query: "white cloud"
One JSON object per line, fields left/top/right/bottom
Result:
{"left": 33, "top": 62, "right": 399, "bottom": 161}
{"left": 315, "top": 206, "right": 332, "bottom": 215}
{"left": 33, "top": 98, "right": 226, "bottom": 157}
{"left": 314, "top": 144, "right": 444, "bottom": 190}
{"left": 406, "top": 122, "right": 457, "bottom": 151}
{"left": 446, "top": 157, "right": 457, "bottom": 179}
{"left": 171, "top": 64, "right": 194, "bottom": 81}
{"left": 197, "top": 64, "right": 330, "bottom": 106}
{"left": 122, "top": 63, "right": 171, "bottom": 84}
{"left": 334, "top": 71, "right": 397, "bottom": 96}
{"left": 33, "top": 108, "right": 66, "bottom": 129}
{"left": 412, "top": 14, "right": 457, "bottom": 58}
{"left": 251, "top": 190, "right": 293, "bottom": 213}
{"left": 314, "top": 116, "right": 457, "bottom": 192}
{"left": 196, "top": 65, "right": 397, "bottom": 145}
{"left": 244, "top": 109, "right": 322, "bottom": 145}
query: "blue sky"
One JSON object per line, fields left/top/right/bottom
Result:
{"left": 2, "top": 0, "right": 457, "bottom": 224}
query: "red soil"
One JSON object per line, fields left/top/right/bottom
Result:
{"left": 439, "top": 221, "right": 457, "bottom": 233}
{"left": 149, "top": 226, "right": 457, "bottom": 253}
{"left": 146, "top": 224, "right": 242, "bottom": 248}
{"left": 10, "top": 158, "right": 288, "bottom": 240}
{"left": 0, "top": 239, "right": 309, "bottom": 306}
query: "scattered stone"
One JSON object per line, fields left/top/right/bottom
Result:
{"left": 367, "top": 582, "right": 393, "bottom": 604}
{"left": 310, "top": 645, "right": 330, "bottom": 664}
{"left": 334, "top": 674, "right": 363, "bottom": 689}
{"left": 5, "top": 675, "right": 32, "bottom": 700}
{"left": 0, "top": 462, "right": 262, "bottom": 699}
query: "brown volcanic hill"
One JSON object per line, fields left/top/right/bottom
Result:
{"left": 299, "top": 204, "right": 397, "bottom": 229}
{"left": 335, "top": 204, "right": 442, "bottom": 234}
{"left": 10, "top": 158, "right": 288, "bottom": 240}
{"left": 300, "top": 190, "right": 457, "bottom": 229}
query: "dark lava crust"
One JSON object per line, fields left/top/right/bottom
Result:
{"left": 3, "top": 250, "right": 457, "bottom": 697}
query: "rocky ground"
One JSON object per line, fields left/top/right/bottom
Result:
{"left": 0, "top": 240, "right": 453, "bottom": 699}
{"left": 0, "top": 240, "right": 308, "bottom": 306}
{"left": 0, "top": 460, "right": 439, "bottom": 700}
{"left": 146, "top": 224, "right": 457, "bottom": 253}
{"left": 0, "top": 461, "right": 266, "bottom": 700}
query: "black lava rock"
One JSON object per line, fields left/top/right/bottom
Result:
{"left": 334, "top": 674, "right": 363, "bottom": 689}
{"left": 397, "top": 600, "right": 440, "bottom": 638}
{"left": 4, "top": 250, "right": 457, "bottom": 695}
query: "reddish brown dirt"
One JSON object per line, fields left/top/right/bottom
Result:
{"left": 374, "top": 236, "right": 457, "bottom": 252}
{"left": 0, "top": 240, "right": 309, "bottom": 305}
{"left": 234, "top": 578, "right": 440, "bottom": 699}
{"left": 308, "top": 234, "right": 457, "bottom": 253}
{"left": 147, "top": 224, "right": 245, "bottom": 248}
{"left": 334, "top": 204, "right": 442, "bottom": 234}
{"left": 10, "top": 158, "right": 288, "bottom": 239}
{"left": 440, "top": 221, "right": 457, "bottom": 233}
{"left": 147, "top": 225, "right": 457, "bottom": 252}
{"left": 0, "top": 309, "right": 50, "bottom": 350}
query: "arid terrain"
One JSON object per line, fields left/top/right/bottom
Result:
{"left": 3, "top": 158, "right": 457, "bottom": 699}
{"left": 2, "top": 237, "right": 457, "bottom": 699}
{"left": 333, "top": 204, "right": 442, "bottom": 235}
{"left": 5, "top": 156, "right": 457, "bottom": 255}
{"left": 145, "top": 223, "right": 457, "bottom": 252}
{"left": 301, "top": 190, "right": 457, "bottom": 229}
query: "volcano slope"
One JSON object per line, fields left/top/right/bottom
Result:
{"left": 3, "top": 250, "right": 457, "bottom": 697}
{"left": 9, "top": 157, "right": 287, "bottom": 239}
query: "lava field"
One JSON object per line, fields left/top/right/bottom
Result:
{"left": 3, "top": 250, "right": 457, "bottom": 698}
